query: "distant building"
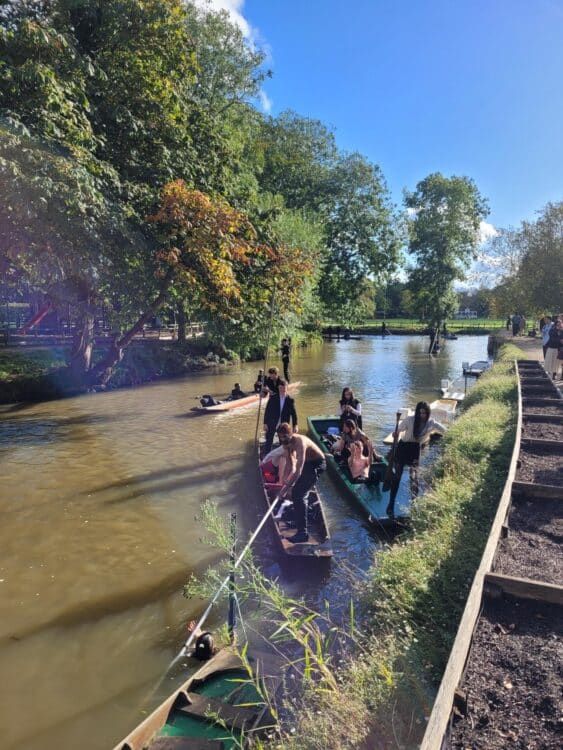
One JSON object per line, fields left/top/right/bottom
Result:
{"left": 454, "top": 307, "right": 478, "bottom": 319}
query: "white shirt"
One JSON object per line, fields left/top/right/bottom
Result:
{"left": 542, "top": 322, "right": 553, "bottom": 346}
{"left": 276, "top": 395, "right": 286, "bottom": 428}
{"left": 398, "top": 415, "right": 446, "bottom": 443}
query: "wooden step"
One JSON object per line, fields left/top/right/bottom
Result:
{"left": 180, "top": 694, "right": 262, "bottom": 731}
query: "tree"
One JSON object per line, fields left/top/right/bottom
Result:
{"left": 319, "top": 152, "right": 401, "bottom": 316}
{"left": 486, "top": 202, "right": 563, "bottom": 316}
{"left": 405, "top": 172, "right": 489, "bottom": 324}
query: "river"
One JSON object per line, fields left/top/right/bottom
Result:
{"left": 0, "top": 334, "right": 488, "bottom": 750}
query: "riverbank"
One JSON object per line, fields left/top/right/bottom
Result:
{"left": 272, "top": 342, "right": 524, "bottom": 749}
{"left": 0, "top": 338, "right": 237, "bottom": 404}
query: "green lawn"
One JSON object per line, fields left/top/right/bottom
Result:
{"left": 323, "top": 318, "right": 505, "bottom": 333}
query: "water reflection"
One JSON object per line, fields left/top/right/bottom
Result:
{"left": 0, "top": 334, "right": 487, "bottom": 750}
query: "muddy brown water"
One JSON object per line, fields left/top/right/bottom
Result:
{"left": 0, "top": 335, "right": 489, "bottom": 750}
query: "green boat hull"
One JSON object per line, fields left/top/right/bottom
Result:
{"left": 307, "top": 416, "right": 409, "bottom": 524}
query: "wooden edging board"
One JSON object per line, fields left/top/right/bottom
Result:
{"left": 420, "top": 360, "right": 523, "bottom": 750}
{"left": 484, "top": 572, "right": 563, "bottom": 606}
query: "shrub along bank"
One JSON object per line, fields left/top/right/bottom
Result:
{"left": 273, "top": 343, "right": 523, "bottom": 749}
{"left": 0, "top": 338, "right": 238, "bottom": 404}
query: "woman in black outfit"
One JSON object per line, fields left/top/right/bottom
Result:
{"left": 339, "top": 387, "right": 362, "bottom": 429}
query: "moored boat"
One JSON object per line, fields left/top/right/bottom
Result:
{"left": 192, "top": 381, "right": 302, "bottom": 413}
{"left": 307, "top": 416, "right": 402, "bottom": 524}
{"left": 258, "top": 443, "right": 332, "bottom": 559}
{"left": 113, "top": 648, "right": 277, "bottom": 750}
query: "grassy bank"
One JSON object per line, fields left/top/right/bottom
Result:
{"left": 323, "top": 318, "right": 504, "bottom": 336}
{"left": 0, "top": 338, "right": 237, "bottom": 403}
{"left": 274, "top": 343, "right": 524, "bottom": 749}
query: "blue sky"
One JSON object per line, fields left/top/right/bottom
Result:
{"left": 199, "top": 0, "right": 563, "bottom": 234}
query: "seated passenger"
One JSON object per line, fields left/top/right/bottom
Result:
{"left": 200, "top": 394, "right": 221, "bottom": 407}
{"left": 348, "top": 440, "right": 370, "bottom": 482}
{"left": 228, "top": 383, "right": 247, "bottom": 400}
{"left": 254, "top": 369, "right": 265, "bottom": 393}
{"left": 331, "top": 418, "right": 359, "bottom": 462}
{"left": 260, "top": 444, "right": 295, "bottom": 486}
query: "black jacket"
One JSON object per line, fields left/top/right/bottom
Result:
{"left": 263, "top": 393, "right": 298, "bottom": 432}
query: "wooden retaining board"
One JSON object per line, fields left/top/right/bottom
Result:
{"left": 419, "top": 360, "right": 524, "bottom": 750}
{"left": 422, "top": 359, "right": 563, "bottom": 749}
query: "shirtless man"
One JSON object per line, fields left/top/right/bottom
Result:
{"left": 349, "top": 440, "right": 370, "bottom": 482}
{"left": 277, "top": 422, "right": 326, "bottom": 543}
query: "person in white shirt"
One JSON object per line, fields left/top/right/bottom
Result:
{"left": 386, "top": 401, "right": 446, "bottom": 516}
{"left": 541, "top": 317, "right": 553, "bottom": 357}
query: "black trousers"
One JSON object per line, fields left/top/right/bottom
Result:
{"left": 282, "top": 357, "right": 290, "bottom": 382}
{"left": 292, "top": 458, "right": 325, "bottom": 533}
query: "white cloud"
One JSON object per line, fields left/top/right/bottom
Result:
{"left": 192, "top": 0, "right": 253, "bottom": 41}
{"left": 479, "top": 220, "right": 498, "bottom": 244}
{"left": 258, "top": 89, "right": 272, "bottom": 114}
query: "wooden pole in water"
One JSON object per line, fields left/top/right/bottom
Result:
{"left": 383, "top": 411, "right": 402, "bottom": 492}
{"left": 228, "top": 512, "right": 237, "bottom": 644}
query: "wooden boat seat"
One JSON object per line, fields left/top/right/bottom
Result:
{"left": 151, "top": 739, "right": 225, "bottom": 750}
{"left": 179, "top": 693, "right": 262, "bottom": 731}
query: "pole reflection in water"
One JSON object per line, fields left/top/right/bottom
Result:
{"left": 0, "top": 334, "right": 488, "bottom": 750}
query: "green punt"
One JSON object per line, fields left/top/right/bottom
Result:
{"left": 307, "top": 416, "right": 409, "bottom": 525}
{"left": 113, "top": 649, "right": 276, "bottom": 750}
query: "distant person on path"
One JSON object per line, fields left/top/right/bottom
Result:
{"left": 541, "top": 317, "right": 553, "bottom": 357}
{"left": 512, "top": 313, "right": 521, "bottom": 336}
{"left": 519, "top": 315, "right": 527, "bottom": 335}
{"left": 428, "top": 326, "right": 440, "bottom": 354}
{"left": 544, "top": 317, "right": 563, "bottom": 380}
{"left": 506, "top": 315, "right": 511, "bottom": 331}
{"left": 339, "top": 387, "right": 363, "bottom": 429}
{"left": 280, "top": 337, "right": 291, "bottom": 382}
{"left": 277, "top": 423, "right": 326, "bottom": 543}
{"left": 386, "top": 401, "right": 446, "bottom": 517}
{"left": 381, "top": 321, "right": 389, "bottom": 336}
{"left": 263, "top": 379, "right": 298, "bottom": 453}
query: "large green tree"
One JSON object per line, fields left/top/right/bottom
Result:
{"left": 405, "top": 172, "right": 489, "bottom": 324}
{"left": 487, "top": 201, "right": 563, "bottom": 315}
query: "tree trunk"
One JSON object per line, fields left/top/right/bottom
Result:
{"left": 88, "top": 277, "right": 174, "bottom": 386}
{"left": 70, "top": 309, "right": 95, "bottom": 377}
{"left": 177, "top": 306, "right": 186, "bottom": 343}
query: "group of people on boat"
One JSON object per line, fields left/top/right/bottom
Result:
{"left": 199, "top": 338, "right": 292, "bottom": 407}
{"left": 260, "top": 377, "right": 447, "bottom": 530}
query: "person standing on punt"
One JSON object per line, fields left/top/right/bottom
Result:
{"left": 263, "top": 366, "right": 281, "bottom": 395}
{"left": 263, "top": 379, "right": 298, "bottom": 453}
{"left": 280, "top": 337, "right": 291, "bottom": 383}
{"left": 277, "top": 423, "right": 326, "bottom": 544}
{"left": 339, "top": 387, "right": 362, "bottom": 429}
{"left": 386, "top": 401, "right": 446, "bottom": 518}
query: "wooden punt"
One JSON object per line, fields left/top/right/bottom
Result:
{"left": 192, "top": 381, "right": 302, "bottom": 413}
{"left": 258, "top": 443, "right": 332, "bottom": 560}
{"left": 113, "top": 648, "right": 277, "bottom": 750}
{"left": 307, "top": 416, "right": 398, "bottom": 524}
{"left": 382, "top": 399, "right": 456, "bottom": 445}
